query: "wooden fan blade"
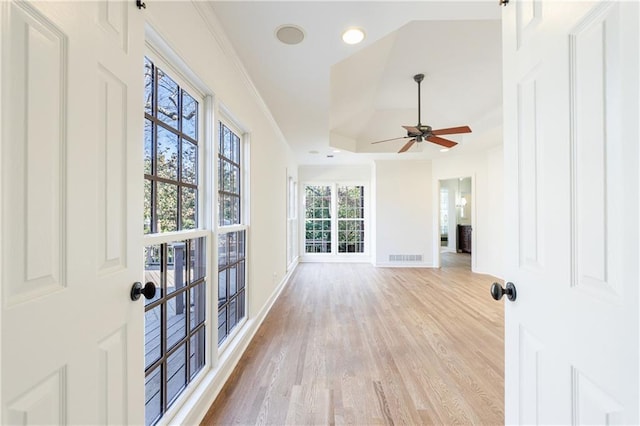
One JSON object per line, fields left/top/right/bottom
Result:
{"left": 398, "top": 139, "right": 416, "bottom": 153}
{"left": 426, "top": 135, "right": 458, "bottom": 148}
{"left": 431, "top": 125, "right": 472, "bottom": 135}
{"left": 402, "top": 125, "right": 421, "bottom": 135}
{"left": 371, "top": 136, "right": 411, "bottom": 145}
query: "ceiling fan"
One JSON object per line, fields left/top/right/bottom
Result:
{"left": 371, "top": 73, "right": 472, "bottom": 153}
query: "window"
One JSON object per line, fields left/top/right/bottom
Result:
{"left": 304, "top": 185, "right": 332, "bottom": 253}
{"left": 304, "top": 184, "right": 366, "bottom": 255}
{"left": 337, "top": 186, "right": 365, "bottom": 253}
{"left": 286, "top": 176, "right": 298, "bottom": 267}
{"left": 218, "top": 123, "right": 241, "bottom": 226}
{"left": 217, "top": 230, "right": 246, "bottom": 345}
{"left": 144, "top": 238, "right": 206, "bottom": 425}
{"left": 144, "top": 57, "right": 198, "bottom": 234}
{"left": 143, "top": 57, "right": 206, "bottom": 426}
{"left": 217, "top": 122, "right": 246, "bottom": 345}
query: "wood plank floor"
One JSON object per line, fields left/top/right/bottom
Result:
{"left": 202, "top": 253, "right": 504, "bottom": 425}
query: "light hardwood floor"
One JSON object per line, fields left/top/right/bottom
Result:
{"left": 202, "top": 254, "right": 504, "bottom": 425}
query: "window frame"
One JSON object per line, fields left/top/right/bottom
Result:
{"left": 144, "top": 57, "right": 201, "bottom": 235}
{"left": 142, "top": 48, "right": 213, "bottom": 426}
{"left": 336, "top": 185, "right": 366, "bottom": 254}
{"left": 216, "top": 115, "right": 249, "bottom": 350}
{"left": 286, "top": 174, "right": 298, "bottom": 269}
{"left": 301, "top": 181, "right": 369, "bottom": 260}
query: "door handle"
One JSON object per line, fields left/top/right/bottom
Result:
{"left": 130, "top": 282, "right": 157, "bottom": 301}
{"left": 491, "top": 282, "right": 517, "bottom": 302}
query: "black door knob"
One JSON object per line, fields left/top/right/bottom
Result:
{"left": 491, "top": 282, "right": 517, "bottom": 302}
{"left": 131, "top": 282, "right": 157, "bottom": 301}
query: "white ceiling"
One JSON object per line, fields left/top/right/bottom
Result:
{"left": 210, "top": 1, "right": 503, "bottom": 165}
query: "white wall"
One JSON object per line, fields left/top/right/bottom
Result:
{"left": 144, "top": 3, "right": 298, "bottom": 424}
{"left": 431, "top": 146, "right": 504, "bottom": 277}
{"left": 299, "top": 165, "right": 371, "bottom": 182}
{"left": 374, "top": 160, "right": 434, "bottom": 267}
{"left": 485, "top": 146, "right": 504, "bottom": 277}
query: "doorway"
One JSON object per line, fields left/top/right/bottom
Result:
{"left": 439, "top": 177, "right": 472, "bottom": 269}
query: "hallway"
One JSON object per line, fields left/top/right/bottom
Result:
{"left": 202, "top": 258, "right": 504, "bottom": 424}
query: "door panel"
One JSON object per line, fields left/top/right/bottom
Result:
{"left": 1, "top": 1, "right": 144, "bottom": 424}
{"left": 503, "top": 1, "right": 638, "bottom": 424}
{"left": 4, "top": 1, "right": 66, "bottom": 304}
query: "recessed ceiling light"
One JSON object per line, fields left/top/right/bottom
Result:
{"left": 440, "top": 148, "right": 450, "bottom": 153}
{"left": 333, "top": 149, "right": 341, "bottom": 153}
{"left": 342, "top": 28, "right": 365, "bottom": 45}
{"left": 276, "top": 25, "right": 305, "bottom": 45}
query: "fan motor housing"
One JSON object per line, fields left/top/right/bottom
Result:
{"left": 418, "top": 125, "right": 432, "bottom": 134}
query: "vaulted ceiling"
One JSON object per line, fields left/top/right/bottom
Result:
{"left": 210, "top": 1, "right": 503, "bottom": 164}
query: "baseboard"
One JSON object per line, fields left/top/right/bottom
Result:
{"left": 166, "top": 259, "right": 299, "bottom": 425}
{"left": 300, "top": 255, "right": 371, "bottom": 263}
{"left": 373, "top": 262, "right": 436, "bottom": 268}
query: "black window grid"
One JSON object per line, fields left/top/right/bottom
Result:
{"left": 144, "top": 238, "right": 207, "bottom": 426}
{"left": 217, "top": 231, "right": 246, "bottom": 345}
{"left": 145, "top": 58, "right": 199, "bottom": 234}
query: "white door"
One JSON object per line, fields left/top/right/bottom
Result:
{"left": 502, "top": 0, "right": 638, "bottom": 423}
{"left": 1, "top": 1, "right": 144, "bottom": 424}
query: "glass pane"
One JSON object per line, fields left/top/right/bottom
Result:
{"left": 181, "top": 90, "right": 198, "bottom": 140}
{"left": 166, "top": 292, "right": 186, "bottom": 350}
{"left": 233, "top": 132, "right": 240, "bottom": 164}
{"left": 218, "top": 233, "right": 228, "bottom": 267}
{"left": 145, "top": 367, "right": 161, "bottom": 426}
{"left": 181, "top": 139, "right": 197, "bottom": 184}
{"left": 156, "top": 182, "right": 177, "bottom": 232}
{"left": 190, "top": 328, "right": 205, "bottom": 379}
{"left": 232, "top": 164, "right": 240, "bottom": 194}
{"left": 157, "top": 67, "right": 179, "bottom": 128}
{"left": 190, "top": 237, "right": 206, "bottom": 282}
{"left": 181, "top": 187, "right": 197, "bottom": 230}
{"left": 232, "top": 196, "right": 240, "bottom": 224}
{"left": 222, "top": 125, "right": 231, "bottom": 159}
{"left": 218, "top": 270, "right": 227, "bottom": 307}
{"left": 145, "top": 305, "right": 161, "bottom": 369}
{"left": 222, "top": 196, "right": 232, "bottom": 224}
{"left": 238, "top": 261, "right": 245, "bottom": 290}
{"left": 218, "top": 307, "right": 227, "bottom": 345}
{"left": 144, "top": 119, "right": 153, "bottom": 175}
{"left": 229, "top": 162, "right": 236, "bottom": 193}
{"left": 144, "top": 245, "right": 162, "bottom": 305}
{"left": 144, "top": 179, "right": 152, "bottom": 235}
{"left": 228, "top": 232, "right": 237, "bottom": 264}
{"left": 222, "top": 160, "right": 231, "bottom": 192}
{"left": 167, "top": 243, "right": 187, "bottom": 295}
{"left": 218, "top": 193, "right": 225, "bottom": 227}
{"left": 229, "top": 298, "right": 237, "bottom": 330}
{"left": 144, "top": 57, "right": 153, "bottom": 116}
{"left": 190, "top": 281, "right": 206, "bottom": 329}
{"left": 237, "top": 290, "right": 245, "bottom": 320}
{"left": 166, "top": 344, "right": 186, "bottom": 405}
{"left": 238, "top": 230, "right": 245, "bottom": 258}
{"left": 229, "top": 265, "right": 237, "bottom": 296}
{"left": 157, "top": 126, "right": 178, "bottom": 181}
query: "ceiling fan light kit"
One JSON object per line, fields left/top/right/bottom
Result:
{"left": 371, "top": 73, "right": 472, "bottom": 153}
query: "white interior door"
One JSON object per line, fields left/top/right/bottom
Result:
{"left": 1, "top": 1, "right": 144, "bottom": 423}
{"left": 502, "top": 0, "right": 639, "bottom": 423}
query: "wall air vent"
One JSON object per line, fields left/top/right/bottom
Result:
{"left": 388, "top": 254, "right": 423, "bottom": 262}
